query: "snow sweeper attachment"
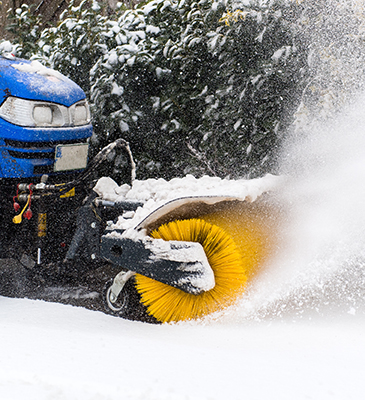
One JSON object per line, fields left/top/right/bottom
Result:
{"left": 98, "top": 175, "right": 283, "bottom": 324}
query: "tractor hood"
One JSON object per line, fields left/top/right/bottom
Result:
{"left": 0, "top": 55, "right": 86, "bottom": 107}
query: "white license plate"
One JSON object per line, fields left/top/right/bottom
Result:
{"left": 54, "top": 143, "right": 89, "bottom": 172}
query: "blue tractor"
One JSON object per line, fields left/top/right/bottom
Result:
{"left": 0, "top": 54, "right": 91, "bottom": 263}
{"left": 0, "top": 54, "right": 216, "bottom": 323}
{"left": 0, "top": 54, "right": 270, "bottom": 324}
{"left": 0, "top": 54, "right": 135, "bottom": 280}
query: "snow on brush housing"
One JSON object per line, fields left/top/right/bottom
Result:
{"left": 94, "top": 173, "right": 283, "bottom": 235}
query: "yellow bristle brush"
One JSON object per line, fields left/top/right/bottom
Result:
{"left": 135, "top": 201, "right": 279, "bottom": 323}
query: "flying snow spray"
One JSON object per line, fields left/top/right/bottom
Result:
{"left": 220, "top": 0, "right": 365, "bottom": 322}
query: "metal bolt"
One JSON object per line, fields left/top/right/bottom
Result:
{"left": 91, "top": 253, "right": 96, "bottom": 260}
{"left": 91, "top": 222, "right": 96, "bottom": 228}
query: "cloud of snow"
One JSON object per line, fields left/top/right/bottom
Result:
{"left": 213, "top": 0, "right": 365, "bottom": 323}
{"left": 224, "top": 93, "right": 365, "bottom": 323}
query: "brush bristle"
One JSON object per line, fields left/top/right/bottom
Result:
{"left": 201, "top": 202, "right": 279, "bottom": 280}
{"left": 135, "top": 218, "right": 247, "bottom": 323}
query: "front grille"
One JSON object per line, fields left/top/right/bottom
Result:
{"left": 2, "top": 138, "right": 89, "bottom": 177}
{"left": 4, "top": 137, "right": 89, "bottom": 162}
{"left": 8, "top": 150, "right": 54, "bottom": 159}
{"left": 4, "top": 138, "right": 88, "bottom": 149}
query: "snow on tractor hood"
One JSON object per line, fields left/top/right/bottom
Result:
{"left": 0, "top": 55, "right": 86, "bottom": 106}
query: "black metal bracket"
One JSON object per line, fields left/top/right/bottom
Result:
{"left": 100, "top": 235, "right": 213, "bottom": 295}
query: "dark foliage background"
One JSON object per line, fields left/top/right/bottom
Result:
{"left": 3, "top": 0, "right": 365, "bottom": 181}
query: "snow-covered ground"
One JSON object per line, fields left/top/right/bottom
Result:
{"left": 1, "top": 296, "right": 365, "bottom": 400}
{"left": 3, "top": 94, "right": 365, "bottom": 400}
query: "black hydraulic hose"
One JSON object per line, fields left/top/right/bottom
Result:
{"left": 58, "top": 138, "right": 136, "bottom": 195}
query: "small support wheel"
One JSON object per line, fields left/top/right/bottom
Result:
{"left": 104, "top": 281, "right": 129, "bottom": 314}
{"left": 103, "top": 270, "right": 134, "bottom": 316}
{"left": 102, "top": 270, "right": 160, "bottom": 323}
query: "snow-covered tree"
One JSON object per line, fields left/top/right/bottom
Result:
{"left": 5, "top": 4, "right": 43, "bottom": 59}
{"left": 195, "top": 1, "right": 306, "bottom": 177}
{"left": 36, "top": 0, "right": 117, "bottom": 95}
{"left": 89, "top": 0, "right": 305, "bottom": 178}
{"left": 2, "top": 0, "right": 305, "bottom": 179}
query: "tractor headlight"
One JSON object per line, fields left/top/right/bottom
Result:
{"left": 71, "top": 101, "right": 91, "bottom": 126}
{"left": 0, "top": 96, "right": 91, "bottom": 127}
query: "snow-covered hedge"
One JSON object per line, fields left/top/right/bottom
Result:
{"left": 4, "top": 0, "right": 304, "bottom": 179}
{"left": 87, "top": 0, "right": 306, "bottom": 179}
{"left": 8, "top": 0, "right": 365, "bottom": 180}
